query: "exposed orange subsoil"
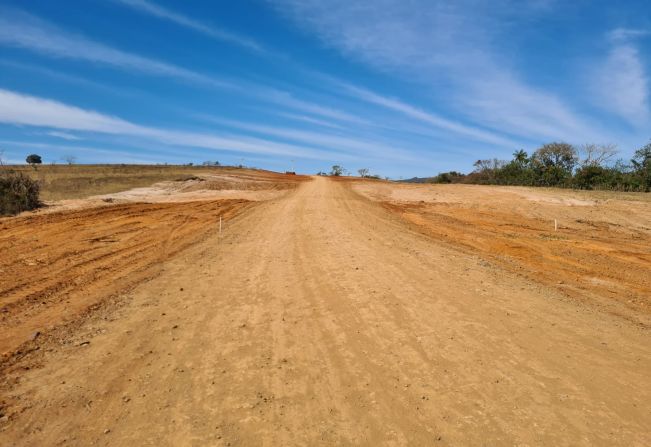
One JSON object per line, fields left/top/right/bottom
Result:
{"left": 0, "top": 199, "right": 253, "bottom": 357}
{"left": 353, "top": 182, "right": 651, "bottom": 325}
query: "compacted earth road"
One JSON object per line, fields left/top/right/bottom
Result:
{"left": 1, "top": 176, "right": 649, "bottom": 446}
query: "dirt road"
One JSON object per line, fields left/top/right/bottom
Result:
{"left": 1, "top": 177, "right": 649, "bottom": 445}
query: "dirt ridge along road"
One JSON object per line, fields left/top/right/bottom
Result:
{"left": 0, "top": 199, "right": 254, "bottom": 357}
{"left": 1, "top": 176, "right": 649, "bottom": 446}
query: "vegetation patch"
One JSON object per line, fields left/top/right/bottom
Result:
{"left": 412, "top": 141, "right": 651, "bottom": 192}
{"left": 0, "top": 170, "right": 41, "bottom": 216}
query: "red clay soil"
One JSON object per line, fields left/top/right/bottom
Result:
{"left": 0, "top": 199, "right": 253, "bottom": 357}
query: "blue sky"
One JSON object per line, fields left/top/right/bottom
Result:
{"left": 0, "top": 0, "right": 649, "bottom": 177}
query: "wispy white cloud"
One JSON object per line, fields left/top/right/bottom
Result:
{"left": 0, "top": 59, "right": 130, "bottom": 95}
{"left": 261, "top": 88, "right": 371, "bottom": 125}
{"left": 272, "top": 0, "right": 621, "bottom": 145}
{"left": 46, "top": 131, "right": 82, "bottom": 141}
{"left": 199, "top": 116, "right": 419, "bottom": 161}
{"left": 462, "top": 72, "right": 613, "bottom": 143}
{"left": 608, "top": 28, "right": 651, "bottom": 43}
{"left": 0, "top": 89, "right": 346, "bottom": 161}
{"left": 114, "top": 0, "right": 264, "bottom": 52}
{"left": 0, "top": 10, "right": 369, "bottom": 130}
{"left": 339, "top": 83, "right": 519, "bottom": 147}
{"left": 275, "top": 112, "right": 343, "bottom": 129}
{"left": 592, "top": 43, "right": 649, "bottom": 128}
{"left": 0, "top": 7, "right": 229, "bottom": 88}
{"left": 0, "top": 88, "right": 145, "bottom": 134}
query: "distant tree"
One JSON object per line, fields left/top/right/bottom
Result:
{"left": 357, "top": 168, "right": 370, "bottom": 178}
{"left": 631, "top": 141, "right": 651, "bottom": 192}
{"left": 531, "top": 143, "right": 577, "bottom": 186}
{"left": 573, "top": 165, "right": 609, "bottom": 190}
{"left": 472, "top": 158, "right": 506, "bottom": 183}
{"left": 63, "top": 155, "right": 77, "bottom": 165}
{"left": 579, "top": 144, "right": 618, "bottom": 168}
{"left": 26, "top": 154, "right": 42, "bottom": 170}
{"left": 473, "top": 158, "right": 505, "bottom": 173}
{"left": 431, "top": 171, "right": 466, "bottom": 184}
{"left": 330, "top": 165, "right": 344, "bottom": 176}
{"left": 413, "top": 140, "right": 649, "bottom": 191}
{"left": 513, "top": 149, "right": 529, "bottom": 167}
{"left": 532, "top": 143, "right": 577, "bottom": 171}
{"left": 473, "top": 159, "right": 490, "bottom": 173}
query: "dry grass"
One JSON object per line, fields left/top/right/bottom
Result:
{"left": 0, "top": 171, "right": 41, "bottom": 215}
{"left": 8, "top": 164, "right": 237, "bottom": 200}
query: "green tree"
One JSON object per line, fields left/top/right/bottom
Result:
{"left": 631, "top": 141, "right": 651, "bottom": 192}
{"left": 531, "top": 143, "right": 577, "bottom": 186}
{"left": 573, "top": 165, "right": 609, "bottom": 190}
{"left": 513, "top": 149, "right": 529, "bottom": 166}
{"left": 26, "top": 154, "right": 42, "bottom": 170}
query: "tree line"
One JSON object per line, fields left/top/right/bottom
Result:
{"left": 429, "top": 141, "right": 651, "bottom": 192}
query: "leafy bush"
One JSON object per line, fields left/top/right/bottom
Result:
{"left": 573, "top": 166, "right": 611, "bottom": 190}
{"left": 0, "top": 171, "right": 41, "bottom": 215}
{"left": 631, "top": 142, "right": 651, "bottom": 192}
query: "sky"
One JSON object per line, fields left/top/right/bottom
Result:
{"left": 0, "top": 0, "right": 649, "bottom": 177}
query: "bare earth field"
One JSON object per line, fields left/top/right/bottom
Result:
{"left": 352, "top": 181, "right": 651, "bottom": 326}
{"left": 1, "top": 173, "right": 649, "bottom": 446}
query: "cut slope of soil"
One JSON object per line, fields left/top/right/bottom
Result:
{"left": 0, "top": 199, "right": 253, "bottom": 357}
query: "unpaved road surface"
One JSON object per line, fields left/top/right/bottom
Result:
{"left": 1, "top": 177, "right": 650, "bottom": 445}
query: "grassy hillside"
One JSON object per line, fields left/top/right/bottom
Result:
{"left": 7, "top": 164, "right": 227, "bottom": 200}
